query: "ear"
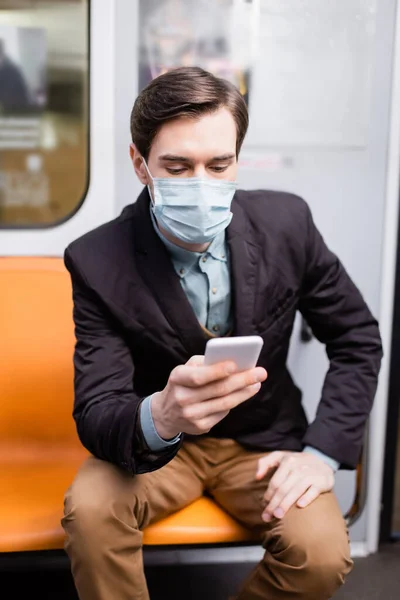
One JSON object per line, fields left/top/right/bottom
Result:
{"left": 130, "top": 143, "right": 150, "bottom": 185}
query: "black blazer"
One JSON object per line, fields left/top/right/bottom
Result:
{"left": 64, "top": 188, "right": 383, "bottom": 474}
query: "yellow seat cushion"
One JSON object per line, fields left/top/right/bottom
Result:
{"left": 0, "top": 446, "right": 87, "bottom": 552}
{"left": 0, "top": 451, "right": 254, "bottom": 552}
{"left": 143, "top": 497, "right": 255, "bottom": 546}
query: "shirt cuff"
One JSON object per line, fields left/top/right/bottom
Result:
{"left": 303, "top": 446, "right": 340, "bottom": 472}
{"left": 140, "top": 395, "right": 182, "bottom": 451}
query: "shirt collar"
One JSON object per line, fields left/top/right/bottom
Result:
{"left": 206, "top": 230, "right": 227, "bottom": 263}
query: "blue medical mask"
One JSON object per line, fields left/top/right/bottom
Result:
{"left": 143, "top": 160, "right": 236, "bottom": 244}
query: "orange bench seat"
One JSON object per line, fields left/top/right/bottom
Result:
{"left": 0, "top": 258, "right": 254, "bottom": 553}
{"left": 0, "top": 448, "right": 254, "bottom": 552}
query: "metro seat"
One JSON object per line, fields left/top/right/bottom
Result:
{"left": 0, "top": 257, "right": 254, "bottom": 553}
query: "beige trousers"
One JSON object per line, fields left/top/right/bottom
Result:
{"left": 62, "top": 438, "right": 353, "bottom": 600}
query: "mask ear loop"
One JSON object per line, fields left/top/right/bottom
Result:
{"left": 142, "top": 158, "right": 155, "bottom": 203}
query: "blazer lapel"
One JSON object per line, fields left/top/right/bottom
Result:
{"left": 227, "top": 195, "right": 261, "bottom": 336}
{"left": 132, "top": 188, "right": 208, "bottom": 357}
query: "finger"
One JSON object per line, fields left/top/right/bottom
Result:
{"left": 190, "top": 368, "right": 267, "bottom": 404}
{"left": 297, "top": 485, "right": 320, "bottom": 508}
{"left": 185, "top": 382, "right": 262, "bottom": 420}
{"left": 193, "top": 410, "right": 230, "bottom": 433}
{"left": 263, "top": 471, "right": 305, "bottom": 519}
{"left": 256, "top": 451, "right": 286, "bottom": 480}
{"left": 170, "top": 361, "right": 238, "bottom": 388}
{"left": 263, "top": 458, "right": 294, "bottom": 503}
{"left": 264, "top": 478, "right": 313, "bottom": 521}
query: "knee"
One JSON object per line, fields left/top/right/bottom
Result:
{"left": 270, "top": 508, "right": 353, "bottom": 596}
{"left": 62, "top": 487, "right": 133, "bottom": 537}
{"left": 304, "top": 533, "right": 353, "bottom": 596}
{"left": 62, "top": 459, "right": 143, "bottom": 545}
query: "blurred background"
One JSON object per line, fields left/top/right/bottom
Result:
{"left": 1, "top": 1, "right": 400, "bottom": 598}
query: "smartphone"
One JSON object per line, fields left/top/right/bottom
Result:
{"left": 204, "top": 335, "right": 264, "bottom": 372}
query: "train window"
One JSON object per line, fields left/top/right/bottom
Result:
{"left": 0, "top": 0, "right": 89, "bottom": 228}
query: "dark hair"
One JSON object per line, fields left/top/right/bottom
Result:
{"left": 130, "top": 66, "right": 248, "bottom": 160}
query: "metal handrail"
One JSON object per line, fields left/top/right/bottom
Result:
{"left": 344, "top": 429, "right": 369, "bottom": 527}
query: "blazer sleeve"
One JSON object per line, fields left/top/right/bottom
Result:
{"left": 64, "top": 247, "right": 182, "bottom": 475}
{"left": 298, "top": 204, "right": 383, "bottom": 469}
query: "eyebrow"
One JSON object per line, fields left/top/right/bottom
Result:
{"left": 159, "top": 153, "right": 235, "bottom": 163}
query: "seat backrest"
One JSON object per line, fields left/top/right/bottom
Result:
{"left": 0, "top": 257, "right": 79, "bottom": 445}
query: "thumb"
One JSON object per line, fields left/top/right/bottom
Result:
{"left": 256, "top": 451, "right": 285, "bottom": 480}
{"left": 186, "top": 355, "right": 205, "bottom": 367}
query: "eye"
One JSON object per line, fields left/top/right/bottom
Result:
{"left": 210, "top": 165, "right": 229, "bottom": 172}
{"left": 166, "top": 168, "right": 187, "bottom": 175}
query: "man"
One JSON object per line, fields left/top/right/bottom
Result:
{"left": 0, "top": 39, "right": 30, "bottom": 112}
{"left": 62, "top": 67, "right": 382, "bottom": 600}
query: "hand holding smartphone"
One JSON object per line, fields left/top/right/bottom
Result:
{"left": 151, "top": 335, "right": 266, "bottom": 440}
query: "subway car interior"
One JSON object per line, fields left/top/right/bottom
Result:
{"left": 1, "top": 1, "right": 400, "bottom": 598}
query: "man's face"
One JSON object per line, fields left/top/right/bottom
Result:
{"left": 131, "top": 107, "right": 238, "bottom": 188}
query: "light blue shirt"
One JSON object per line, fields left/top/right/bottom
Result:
{"left": 153, "top": 224, "right": 233, "bottom": 336}
{"left": 139, "top": 207, "right": 339, "bottom": 471}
